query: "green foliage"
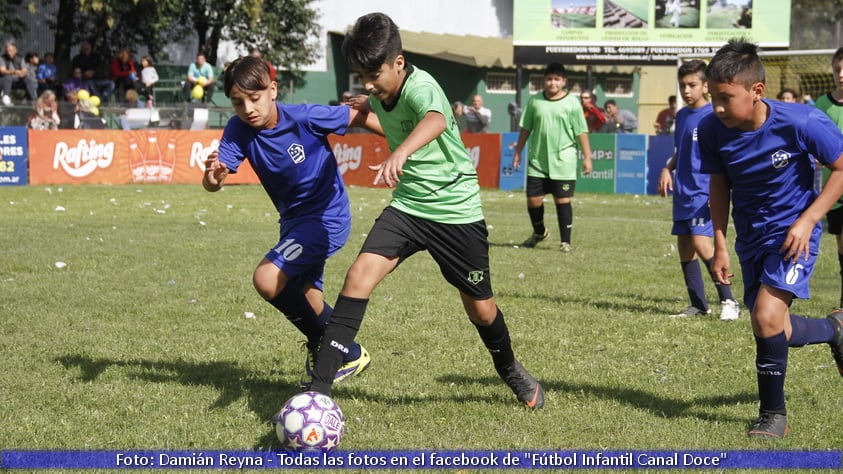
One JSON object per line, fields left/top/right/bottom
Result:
{"left": 225, "top": 0, "right": 322, "bottom": 73}
{"left": 2, "top": 185, "right": 842, "bottom": 457}
{"left": 0, "top": 0, "right": 28, "bottom": 40}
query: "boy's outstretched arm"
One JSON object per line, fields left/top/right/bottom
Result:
{"left": 781, "top": 153, "right": 843, "bottom": 263}
{"left": 709, "top": 173, "right": 732, "bottom": 285}
{"left": 372, "top": 111, "right": 446, "bottom": 187}
{"left": 348, "top": 100, "right": 384, "bottom": 136}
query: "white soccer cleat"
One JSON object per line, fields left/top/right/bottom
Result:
{"left": 719, "top": 299, "right": 741, "bottom": 321}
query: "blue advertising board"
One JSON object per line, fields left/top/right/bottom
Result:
{"left": 647, "top": 135, "right": 674, "bottom": 195}
{"left": 614, "top": 134, "right": 647, "bottom": 194}
{"left": 498, "top": 131, "right": 526, "bottom": 191}
{"left": 0, "top": 127, "right": 27, "bottom": 185}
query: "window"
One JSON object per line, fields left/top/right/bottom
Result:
{"left": 604, "top": 76, "right": 634, "bottom": 97}
{"left": 486, "top": 72, "right": 516, "bottom": 94}
{"left": 529, "top": 74, "right": 587, "bottom": 95}
{"left": 348, "top": 73, "right": 366, "bottom": 96}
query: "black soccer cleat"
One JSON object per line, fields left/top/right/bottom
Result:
{"left": 520, "top": 229, "right": 549, "bottom": 248}
{"left": 748, "top": 412, "right": 789, "bottom": 439}
{"left": 497, "top": 360, "right": 544, "bottom": 409}
{"left": 827, "top": 310, "right": 843, "bottom": 377}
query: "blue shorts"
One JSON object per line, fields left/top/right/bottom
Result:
{"left": 740, "top": 247, "right": 816, "bottom": 312}
{"left": 264, "top": 217, "right": 350, "bottom": 291}
{"left": 671, "top": 211, "right": 713, "bottom": 237}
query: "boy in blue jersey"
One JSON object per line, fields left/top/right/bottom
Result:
{"left": 203, "top": 56, "right": 382, "bottom": 388}
{"left": 305, "top": 12, "right": 544, "bottom": 409}
{"left": 658, "top": 60, "right": 740, "bottom": 321}
{"left": 699, "top": 38, "right": 843, "bottom": 438}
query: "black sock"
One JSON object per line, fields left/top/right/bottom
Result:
{"left": 473, "top": 308, "right": 515, "bottom": 372}
{"left": 528, "top": 205, "right": 545, "bottom": 235}
{"left": 267, "top": 285, "right": 325, "bottom": 346}
{"left": 556, "top": 202, "right": 572, "bottom": 244}
{"left": 310, "top": 295, "right": 368, "bottom": 394}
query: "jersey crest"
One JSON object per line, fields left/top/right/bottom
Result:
{"left": 288, "top": 143, "right": 306, "bottom": 164}
{"left": 771, "top": 149, "right": 791, "bottom": 169}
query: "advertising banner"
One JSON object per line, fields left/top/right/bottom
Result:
{"left": 27, "top": 131, "right": 503, "bottom": 189}
{"left": 646, "top": 134, "right": 674, "bottom": 195}
{"left": 498, "top": 132, "right": 526, "bottom": 191}
{"left": 461, "top": 133, "right": 501, "bottom": 189}
{"left": 513, "top": 0, "right": 791, "bottom": 65}
{"left": 578, "top": 133, "right": 614, "bottom": 194}
{"left": 615, "top": 134, "right": 647, "bottom": 194}
{"left": 0, "top": 126, "right": 28, "bottom": 186}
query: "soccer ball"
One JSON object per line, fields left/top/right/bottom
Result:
{"left": 275, "top": 391, "right": 345, "bottom": 452}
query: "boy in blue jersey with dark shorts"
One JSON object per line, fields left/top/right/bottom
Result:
{"left": 305, "top": 12, "right": 544, "bottom": 409}
{"left": 203, "top": 56, "right": 382, "bottom": 388}
{"left": 658, "top": 59, "right": 740, "bottom": 321}
{"left": 700, "top": 38, "right": 843, "bottom": 438}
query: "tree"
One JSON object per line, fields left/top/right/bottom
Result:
{"left": 0, "top": 0, "right": 29, "bottom": 42}
{"left": 790, "top": 0, "right": 843, "bottom": 49}
{"left": 184, "top": 0, "right": 321, "bottom": 72}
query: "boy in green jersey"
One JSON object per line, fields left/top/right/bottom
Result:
{"left": 815, "top": 46, "right": 843, "bottom": 309}
{"left": 513, "top": 63, "right": 592, "bottom": 252}
{"left": 305, "top": 12, "right": 544, "bottom": 409}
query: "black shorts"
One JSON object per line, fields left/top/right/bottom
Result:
{"left": 526, "top": 176, "right": 576, "bottom": 199}
{"left": 360, "top": 206, "right": 494, "bottom": 300}
{"left": 828, "top": 206, "right": 843, "bottom": 235}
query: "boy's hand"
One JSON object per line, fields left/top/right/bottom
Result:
{"left": 781, "top": 217, "right": 814, "bottom": 263}
{"left": 657, "top": 168, "right": 673, "bottom": 197}
{"left": 203, "top": 150, "right": 229, "bottom": 190}
{"left": 710, "top": 250, "right": 733, "bottom": 285}
{"left": 512, "top": 150, "right": 522, "bottom": 170}
{"left": 370, "top": 151, "right": 408, "bottom": 188}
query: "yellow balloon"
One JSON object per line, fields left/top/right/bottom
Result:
{"left": 77, "top": 89, "right": 90, "bottom": 101}
{"left": 192, "top": 84, "right": 204, "bottom": 100}
{"left": 89, "top": 106, "right": 99, "bottom": 116}
{"left": 89, "top": 95, "right": 101, "bottom": 107}
{"left": 197, "top": 76, "right": 206, "bottom": 86}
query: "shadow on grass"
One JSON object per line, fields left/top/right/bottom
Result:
{"left": 501, "top": 290, "right": 685, "bottom": 315}
{"left": 54, "top": 354, "right": 299, "bottom": 449}
{"left": 437, "top": 373, "right": 755, "bottom": 424}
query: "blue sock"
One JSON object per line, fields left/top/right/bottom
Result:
{"left": 681, "top": 259, "right": 707, "bottom": 311}
{"left": 788, "top": 313, "right": 834, "bottom": 347}
{"left": 755, "top": 331, "right": 788, "bottom": 414}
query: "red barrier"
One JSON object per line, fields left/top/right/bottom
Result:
{"left": 28, "top": 130, "right": 502, "bottom": 188}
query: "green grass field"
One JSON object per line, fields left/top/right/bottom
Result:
{"left": 2, "top": 184, "right": 842, "bottom": 471}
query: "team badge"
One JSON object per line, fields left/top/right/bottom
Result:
{"left": 401, "top": 120, "right": 414, "bottom": 133}
{"left": 288, "top": 143, "right": 306, "bottom": 164}
{"left": 562, "top": 183, "right": 570, "bottom": 192}
{"left": 771, "top": 149, "right": 790, "bottom": 169}
{"left": 467, "top": 271, "right": 484, "bottom": 284}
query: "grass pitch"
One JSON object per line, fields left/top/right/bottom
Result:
{"left": 2, "top": 184, "right": 842, "bottom": 469}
